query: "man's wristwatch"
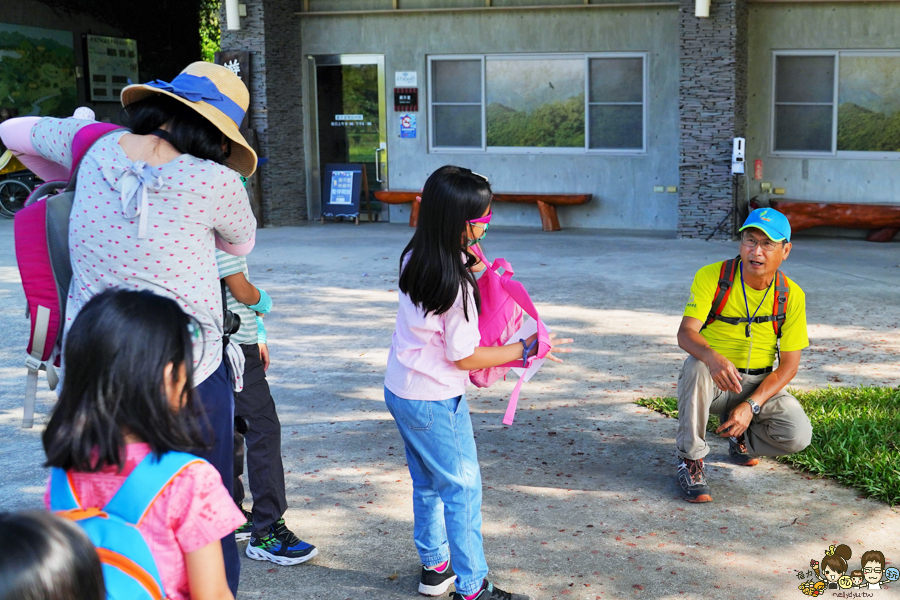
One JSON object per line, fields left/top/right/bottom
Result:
{"left": 745, "top": 398, "right": 761, "bottom": 415}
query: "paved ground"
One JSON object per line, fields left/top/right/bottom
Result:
{"left": 0, "top": 218, "right": 897, "bottom": 600}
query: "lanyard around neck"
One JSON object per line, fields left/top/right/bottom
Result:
{"left": 739, "top": 261, "right": 773, "bottom": 338}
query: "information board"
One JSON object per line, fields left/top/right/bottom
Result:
{"left": 84, "top": 35, "right": 138, "bottom": 102}
{"left": 322, "top": 163, "right": 363, "bottom": 219}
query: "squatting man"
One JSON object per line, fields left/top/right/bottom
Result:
{"left": 674, "top": 208, "right": 813, "bottom": 502}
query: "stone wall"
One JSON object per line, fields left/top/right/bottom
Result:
{"left": 220, "top": 0, "right": 307, "bottom": 225}
{"left": 678, "top": 0, "right": 749, "bottom": 239}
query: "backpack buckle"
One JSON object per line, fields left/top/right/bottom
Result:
{"left": 24, "top": 356, "right": 43, "bottom": 372}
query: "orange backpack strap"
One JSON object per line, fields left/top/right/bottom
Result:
{"left": 702, "top": 256, "right": 740, "bottom": 330}
{"left": 772, "top": 269, "right": 790, "bottom": 359}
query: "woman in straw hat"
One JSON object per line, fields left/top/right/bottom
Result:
{"left": 0, "top": 61, "right": 260, "bottom": 596}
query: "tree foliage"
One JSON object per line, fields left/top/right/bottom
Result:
{"left": 200, "top": 0, "right": 221, "bottom": 63}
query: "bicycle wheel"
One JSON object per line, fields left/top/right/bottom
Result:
{"left": 0, "top": 179, "right": 31, "bottom": 218}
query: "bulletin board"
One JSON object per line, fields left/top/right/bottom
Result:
{"left": 84, "top": 35, "right": 138, "bottom": 102}
{"left": 321, "top": 163, "right": 364, "bottom": 221}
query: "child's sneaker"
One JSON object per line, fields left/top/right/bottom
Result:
{"left": 234, "top": 505, "right": 253, "bottom": 542}
{"left": 246, "top": 518, "right": 317, "bottom": 566}
{"left": 450, "top": 580, "right": 531, "bottom": 600}
{"left": 418, "top": 561, "right": 456, "bottom": 596}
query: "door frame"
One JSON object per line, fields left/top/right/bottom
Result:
{"left": 304, "top": 54, "right": 387, "bottom": 221}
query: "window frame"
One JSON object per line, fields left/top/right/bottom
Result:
{"left": 427, "top": 52, "right": 648, "bottom": 155}
{"left": 770, "top": 49, "right": 900, "bottom": 160}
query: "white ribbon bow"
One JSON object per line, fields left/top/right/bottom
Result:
{"left": 118, "top": 161, "right": 163, "bottom": 239}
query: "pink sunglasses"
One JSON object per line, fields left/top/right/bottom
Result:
{"left": 468, "top": 210, "right": 492, "bottom": 225}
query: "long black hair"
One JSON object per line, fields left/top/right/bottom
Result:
{"left": 0, "top": 511, "right": 104, "bottom": 600}
{"left": 43, "top": 289, "right": 207, "bottom": 473}
{"left": 399, "top": 166, "right": 492, "bottom": 319}
{"left": 122, "top": 94, "right": 230, "bottom": 164}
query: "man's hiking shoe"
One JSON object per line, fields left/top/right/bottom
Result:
{"left": 246, "top": 519, "right": 317, "bottom": 565}
{"left": 729, "top": 435, "right": 759, "bottom": 466}
{"left": 450, "top": 580, "right": 531, "bottom": 600}
{"left": 677, "top": 458, "right": 712, "bottom": 503}
{"left": 418, "top": 562, "right": 457, "bottom": 596}
{"left": 234, "top": 505, "right": 253, "bottom": 542}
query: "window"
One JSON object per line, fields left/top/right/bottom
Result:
{"left": 772, "top": 51, "right": 900, "bottom": 156}
{"left": 428, "top": 53, "right": 646, "bottom": 153}
{"left": 589, "top": 57, "right": 644, "bottom": 149}
{"left": 431, "top": 59, "right": 483, "bottom": 148}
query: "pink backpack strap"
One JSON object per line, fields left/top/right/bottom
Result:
{"left": 70, "top": 123, "right": 123, "bottom": 180}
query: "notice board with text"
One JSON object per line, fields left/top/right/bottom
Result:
{"left": 322, "top": 163, "right": 363, "bottom": 219}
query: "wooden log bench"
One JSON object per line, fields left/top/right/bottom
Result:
{"left": 373, "top": 190, "right": 592, "bottom": 232}
{"left": 768, "top": 200, "right": 900, "bottom": 243}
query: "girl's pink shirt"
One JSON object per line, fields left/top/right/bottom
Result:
{"left": 384, "top": 283, "right": 481, "bottom": 401}
{"left": 44, "top": 443, "right": 244, "bottom": 600}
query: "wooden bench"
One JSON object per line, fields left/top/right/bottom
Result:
{"left": 769, "top": 200, "right": 900, "bottom": 243}
{"left": 373, "top": 191, "right": 592, "bottom": 232}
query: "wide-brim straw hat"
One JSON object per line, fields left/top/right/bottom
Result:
{"left": 120, "top": 61, "right": 257, "bottom": 177}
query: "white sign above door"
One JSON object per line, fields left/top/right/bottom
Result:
{"left": 395, "top": 71, "right": 417, "bottom": 87}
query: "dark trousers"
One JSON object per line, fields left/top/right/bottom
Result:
{"left": 195, "top": 358, "right": 240, "bottom": 595}
{"left": 233, "top": 343, "right": 287, "bottom": 538}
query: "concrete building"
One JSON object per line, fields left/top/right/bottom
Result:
{"left": 207, "top": 1, "right": 900, "bottom": 237}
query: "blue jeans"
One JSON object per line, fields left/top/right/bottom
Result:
{"left": 384, "top": 387, "right": 488, "bottom": 596}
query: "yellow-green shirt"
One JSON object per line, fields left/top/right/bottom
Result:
{"left": 683, "top": 261, "right": 809, "bottom": 369}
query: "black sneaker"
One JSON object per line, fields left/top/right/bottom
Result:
{"left": 728, "top": 435, "right": 759, "bottom": 466}
{"left": 418, "top": 561, "right": 456, "bottom": 596}
{"left": 234, "top": 505, "right": 253, "bottom": 542}
{"left": 246, "top": 518, "right": 317, "bottom": 566}
{"left": 450, "top": 580, "right": 531, "bottom": 600}
{"left": 676, "top": 457, "right": 712, "bottom": 503}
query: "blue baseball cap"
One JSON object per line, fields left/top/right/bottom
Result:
{"left": 740, "top": 208, "right": 791, "bottom": 242}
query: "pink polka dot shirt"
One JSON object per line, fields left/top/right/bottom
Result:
{"left": 31, "top": 118, "right": 257, "bottom": 385}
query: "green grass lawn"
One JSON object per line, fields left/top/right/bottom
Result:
{"left": 636, "top": 386, "right": 900, "bottom": 505}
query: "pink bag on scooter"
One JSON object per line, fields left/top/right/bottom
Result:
{"left": 468, "top": 244, "right": 551, "bottom": 425}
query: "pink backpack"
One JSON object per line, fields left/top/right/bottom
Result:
{"left": 468, "top": 244, "right": 550, "bottom": 425}
{"left": 14, "top": 123, "right": 122, "bottom": 427}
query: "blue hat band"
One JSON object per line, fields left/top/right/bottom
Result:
{"left": 142, "top": 73, "right": 245, "bottom": 128}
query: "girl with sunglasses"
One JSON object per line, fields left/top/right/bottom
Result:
{"left": 384, "top": 166, "right": 571, "bottom": 600}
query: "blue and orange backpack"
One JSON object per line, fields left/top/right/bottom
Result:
{"left": 49, "top": 451, "right": 206, "bottom": 600}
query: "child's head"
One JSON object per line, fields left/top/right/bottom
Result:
{"left": 0, "top": 511, "right": 104, "bottom": 600}
{"left": 43, "top": 289, "right": 206, "bottom": 472}
{"left": 851, "top": 570, "right": 863, "bottom": 586}
{"left": 400, "top": 166, "right": 492, "bottom": 318}
{"left": 418, "top": 165, "right": 493, "bottom": 247}
{"left": 822, "top": 544, "right": 852, "bottom": 582}
{"left": 861, "top": 550, "right": 885, "bottom": 584}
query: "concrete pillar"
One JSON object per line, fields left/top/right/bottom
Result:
{"left": 220, "top": 0, "right": 307, "bottom": 225}
{"left": 678, "top": 0, "right": 749, "bottom": 239}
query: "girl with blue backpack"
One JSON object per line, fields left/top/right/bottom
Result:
{"left": 42, "top": 290, "right": 245, "bottom": 600}
{"left": 384, "top": 166, "right": 573, "bottom": 600}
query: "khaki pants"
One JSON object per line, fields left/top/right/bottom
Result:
{"left": 676, "top": 356, "right": 812, "bottom": 460}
